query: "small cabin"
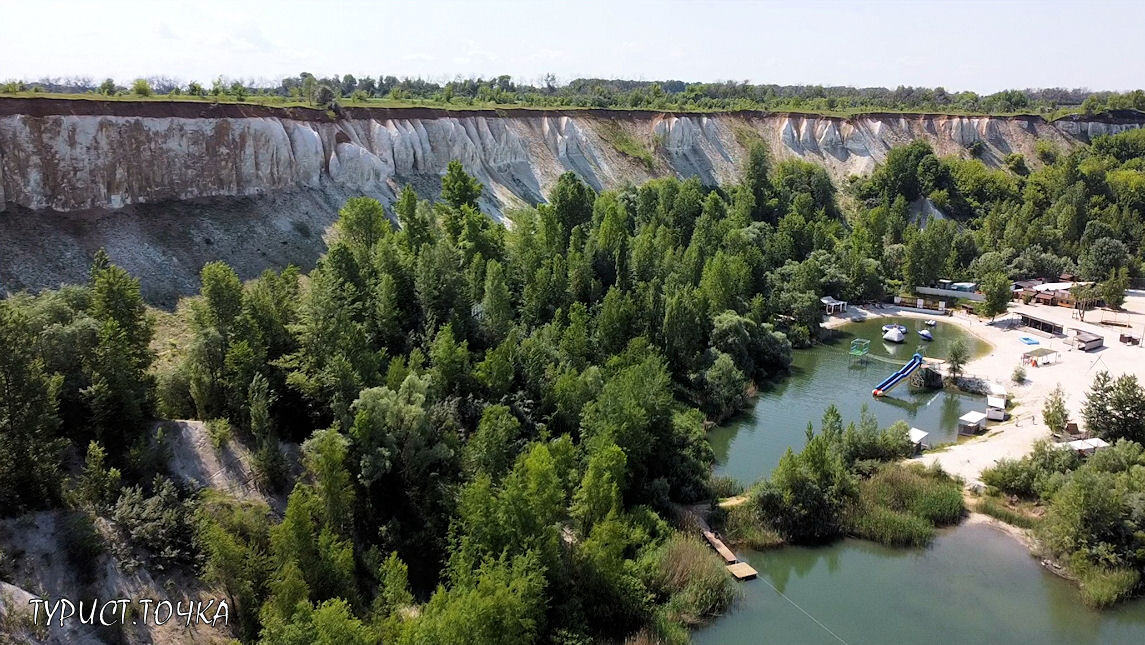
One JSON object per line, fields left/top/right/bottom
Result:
{"left": 958, "top": 411, "right": 988, "bottom": 435}
{"left": 986, "top": 396, "right": 1007, "bottom": 421}
{"left": 908, "top": 428, "right": 929, "bottom": 454}
{"left": 1071, "top": 329, "right": 1104, "bottom": 352}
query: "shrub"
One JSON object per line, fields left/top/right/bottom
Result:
{"left": 206, "top": 418, "right": 232, "bottom": 449}
{"left": 786, "top": 325, "right": 811, "bottom": 348}
{"left": 252, "top": 440, "right": 288, "bottom": 491}
{"left": 1004, "top": 153, "right": 1029, "bottom": 175}
{"left": 132, "top": 79, "right": 152, "bottom": 97}
{"left": 156, "top": 366, "right": 195, "bottom": 419}
{"left": 1035, "top": 140, "right": 1058, "bottom": 165}
{"left": 719, "top": 500, "right": 783, "bottom": 551}
{"left": 127, "top": 424, "right": 172, "bottom": 482}
{"left": 860, "top": 464, "right": 963, "bottom": 526}
{"left": 1011, "top": 365, "right": 1026, "bottom": 384}
{"left": 645, "top": 534, "right": 738, "bottom": 626}
{"left": 112, "top": 477, "right": 199, "bottom": 571}
{"left": 708, "top": 475, "right": 744, "bottom": 500}
{"left": 59, "top": 511, "right": 104, "bottom": 585}
{"left": 981, "top": 440, "right": 1079, "bottom": 498}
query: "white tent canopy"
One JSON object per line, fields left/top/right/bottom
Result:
{"left": 1063, "top": 438, "right": 1110, "bottom": 455}
{"left": 908, "top": 428, "right": 929, "bottom": 444}
{"left": 820, "top": 296, "right": 848, "bottom": 314}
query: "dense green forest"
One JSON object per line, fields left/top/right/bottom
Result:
{"left": 4, "top": 128, "right": 1145, "bottom": 642}
{"left": 6, "top": 73, "right": 1145, "bottom": 116}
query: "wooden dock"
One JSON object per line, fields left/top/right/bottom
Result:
{"left": 701, "top": 528, "right": 759, "bottom": 580}
{"left": 683, "top": 505, "right": 759, "bottom": 582}
{"left": 726, "top": 562, "right": 758, "bottom": 580}
{"left": 702, "top": 529, "right": 738, "bottom": 564}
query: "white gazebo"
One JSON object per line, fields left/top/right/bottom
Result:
{"left": 958, "top": 410, "right": 988, "bottom": 435}
{"left": 821, "top": 296, "right": 848, "bottom": 314}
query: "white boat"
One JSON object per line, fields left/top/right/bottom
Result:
{"left": 918, "top": 329, "right": 933, "bottom": 341}
{"left": 881, "top": 323, "right": 907, "bottom": 334}
{"left": 883, "top": 328, "right": 906, "bottom": 343}
{"left": 925, "top": 320, "right": 937, "bottom": 327}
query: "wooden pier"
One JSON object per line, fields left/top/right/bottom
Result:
{"left": 726, "top": 562, "right": 758, "bottom": 580}
{"left": 700, "top": 527, "right": 759, "bottom": 581}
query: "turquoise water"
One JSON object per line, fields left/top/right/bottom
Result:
{"left": 709, "top": 317, "right": 990, "bottom": 484}
{"left": 693, "top": 524, "right": 1145, "bottom": 645}
{"left": 697, "top": 316, "right": 1145, "bottom": 645}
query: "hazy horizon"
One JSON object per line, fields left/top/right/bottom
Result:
{"left": 3, "top": 0, "right": 1144, "bottom": 94}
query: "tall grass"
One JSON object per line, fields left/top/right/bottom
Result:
{"left": 848, "top": 464, "right": 965, "bottom": 547}
{"left": 1076, "top": 563, "right": 1142, "bottom": 608}
{"left": 720, "top": 501, "right": 784, "bottom": 550}
{"left": 975, "top": 497, "right": 1040, "bottom": 530}
{"left": 850, "top": 505, "right": 935, "bottom": 547}
{"left": 646, "top": 534, "right": 739, "bottom": 627}
{"left": 709, "top": 475, "right": 745, "bottom": 499}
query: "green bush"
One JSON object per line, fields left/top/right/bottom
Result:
{"left": 111, "top": 477, "right": 199, "bottom": 571}
{"left": 719, "top": 500, "right": 783, "bottom": 551}
{"left": 156, "top": 366, "right": 195, "bottom": 419}
{"left": 981, "top": 440, "right": 1079, "bottom": 498}
{"left": 1012, "top": 365, "right": 1026, "bottom": 384}
{"left": 860, "top": 464, "right": 963, "bottom": 525}
{"left": 206, "top": 418, "right": 232, "bottom": 449}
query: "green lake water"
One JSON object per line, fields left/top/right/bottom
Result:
{"left": 709, "top": 316, "right": 992, "bottom": 485}
{"left": 698, "top": 316, "right": 1145, "bottom": 644}
{"left": 693, "top": 523, "right": 1145, "bottom": 645}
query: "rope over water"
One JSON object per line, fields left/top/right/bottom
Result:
{"left": 757, "top": 575, "right": 853, "bottom": 645}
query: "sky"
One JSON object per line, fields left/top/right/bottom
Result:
{"left": 2, "top": 0, "right": 1143, "bottom": 93}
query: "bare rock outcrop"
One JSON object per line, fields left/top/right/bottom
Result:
{"left": 1, "top": 98, "right": 1142, "bottom": 301}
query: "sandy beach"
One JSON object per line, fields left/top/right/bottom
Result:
{"left": 824, "top": 292, "right": 1145, "bottom": 484}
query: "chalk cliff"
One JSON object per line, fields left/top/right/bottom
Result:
{"left": 1, "top": 98, "right": 1141, "bottom": 301}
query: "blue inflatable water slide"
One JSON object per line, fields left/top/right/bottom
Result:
{"left": 872, "top": 353, "right": 924, "bottom": 397}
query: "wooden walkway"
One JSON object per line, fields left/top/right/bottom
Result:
{"left": 702, "top": 529, "right": 738, "bottom": 564}
{"left": 696, "top": 517, "right": 759, "bottom": 581}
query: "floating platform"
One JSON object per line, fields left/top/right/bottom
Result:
{"left": 726, "top": 562, "right": 758, "bottom": 580}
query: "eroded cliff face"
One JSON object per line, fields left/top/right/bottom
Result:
{"left": 0, "top": 98, "right": 1141, "bottom": 302}
{"left": 3, "top": 99, "right": 1142, "bottom": 216}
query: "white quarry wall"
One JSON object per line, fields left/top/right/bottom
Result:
{"left": 1, "top": 109, "right": 1140, "bottom": 216}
